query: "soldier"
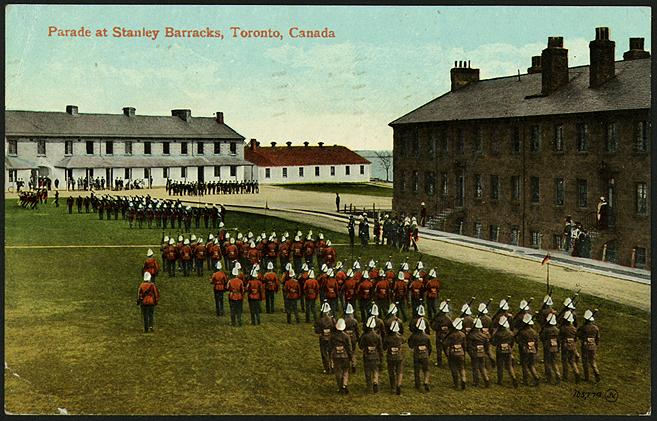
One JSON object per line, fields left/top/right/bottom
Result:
{"left": 461, "top": 303, "right": 475, "bottom": 335}
{"left": 210, "top": 262, "right": 228, "bottom": 316}
{"left": 209, "top": 237, "right": 222, "bottom": 273}
{"left": 467, "top": 318, "right": 492, "bottom": 387}
{"left": 425, "top": 269, "right": 441, "bottom": 320}
{"left": 323, "top": 240, "right": 337, "bottom": 268}
{"left": 369, "top": 304, "right": 387, "bottom": 339}
{"left": 517, "top": 313, "right": 540, "bottom": 386}
{"left": 356, "top": 271, "right": 373, "bottom": 322}
{"left": 539, "top": 294, "right": 556, "bottom": 328}
{"left": 560, "top": 310, "right": 581, "bottom": 383}
{"left": 194, "top": 237, "right": 207, "bottom": 277}
{"left": 180, "top": 239, "right": 193, "bottom": 277}
{"left": 409, "top": 304, "right": 430, "bottom": 335}
{"left": 304, "top": 269, "right": 320, "bottom": 323}
{"left": 245, "top": 267, "right": 264, "bottom": 325}
{"left": 513, "top": 299, "right": 532, "bottom": 332}
{"left": 444, "top": 318, "right": 467, "bottom": 390}
{"left": 342, "top": 270, "right": 358, "bottom": 321}
{"left": 408, "top": 318, "right": 432, "bottom": 391}
{"left": 323, "top": 268, "right": 340, "bottom": 317}
{"left": 540, "top": 312, "right": 561, "bottom": 384}
{"left": 392, "top": 271, "right": 408, "bottom": 322}
{"left": 358, "top": 216, "right": 370, "bottom": 247}
{"left": 66, "top": 196, "right": 74, "bottom": 214}
{"left": 431, "top": 300, "right": 452, "bottom": 367}
{"left": 137, "top": 272, "right": 160, "bottom": 333}
{"left": 409, "top": 272, "right": 424, "bottom": 318}
{"left": 315, "top": 303, "right": 336, "bottom": 374}
{"left": 291, "top": 235, "right": 304, "bottom": 275}
{"left": 384, "top": 303, "right": 405, "bottom": 336}
{"left": 227, "top": 266, "right": 245, "bottom": 327}
{"left": 347, "top": 215, "right": 355, "bottom": 247}
{"left": 491, "top": 315, "right": 518, "bottom": 388}
{"left": 577, "top": 309, "right": 600, "bottom": 383}
{"left": 334, "top": 261, "right": 347, "bottom": 311}
{"left": 164, "top": 238, "right": 178, "bottom": 277}
{"left": 225, "top": 237, "right": 239, "bottom": 274}
{"left": 330, "top": 318, "right": 353, "bottom": 394}
{"left": 359, "top": 316, "right": 384, "bottom": 393}
{"left": 263, "top": 262, "right": 279, "bottom": 314}
{"left": 383, "top": 320, "right": 405, "bottom": 395}
{"left": 374, "top": 272, "right": 391, "bottom": 315}
{"left": 491, "top": 297, "right": 513, "bottom": 338}
{"left": 303, "top": 233, "right": 316, "bottom": 268}
{"left": 279, "top": 235, "right": 291, "bottom": 271}
{"left": 283, "top": 269, "right": 301, "bottom": 324}
{"left": 143, "top": 249, "right": 161, "bottom": 284}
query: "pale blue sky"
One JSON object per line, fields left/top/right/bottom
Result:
{"left": 5, "top": 5, "right": 651, "bottom": 149}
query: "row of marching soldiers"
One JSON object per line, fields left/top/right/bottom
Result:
{"left": 311, "top": 289, "right": 600, "bottom": 395}
{"left": 18, "top": 189, "right": 48, "bottom": 209}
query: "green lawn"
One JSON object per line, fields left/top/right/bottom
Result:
{"left": 277, "top": 182, "right": 393, "bottom": 197}
{"left": 4, "top": 199, "right": 651, "bottom": 415}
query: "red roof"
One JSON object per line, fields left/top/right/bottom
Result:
{"left": 245, "top": 145, "right": 370, "bottom": 167}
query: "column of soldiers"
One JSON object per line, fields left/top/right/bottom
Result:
{"left": 17, "top": 188, "right": 49, "bottom": 209}
{"left": 166, "top": 179, "right": 259, "bottom": 196}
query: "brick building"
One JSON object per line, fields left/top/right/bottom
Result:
{"left": 5, "top": 106, "right": 250, "bottom": 189}
{"left": 390, "top": 28, "right": 650, "bottom": 269}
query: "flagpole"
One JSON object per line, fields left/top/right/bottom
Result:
{"left": 546, "top": 261, "right": 550, "bottom": 294}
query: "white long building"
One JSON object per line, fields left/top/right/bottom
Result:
{"left": 244, "top": 139, "right": 371, "bottom": 184}
{"left": 4, "top": 105, "right": 250, "bottom": 189}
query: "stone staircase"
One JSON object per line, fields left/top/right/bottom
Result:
{"left": 427, "top": 208, "right": 455, "bottom": 231}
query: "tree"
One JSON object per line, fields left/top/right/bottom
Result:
{"left": 374, "top": 151, "right": 393, "bottom": 182}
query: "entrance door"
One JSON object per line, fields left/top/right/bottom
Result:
{"left": 197, "top": 166, "right": 204, "bottom": 183}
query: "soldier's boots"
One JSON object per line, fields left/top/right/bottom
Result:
{"left": 424, "top": 383, "right": 430, "bottom": 392}
{"left": 396, "top": 386, "right": 401, "bottom": 395}
{"left": 373, "top": 383, "right": 379, "bottom": 393}
{"left": 351, "top": 366, "right": 356, "bottom": 373}
{"left": 484, "top": 379, "right": 490, "bottom": 388}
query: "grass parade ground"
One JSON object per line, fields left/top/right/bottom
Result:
{"left": 4, "top": 199, "right": 651, "bottom": 415}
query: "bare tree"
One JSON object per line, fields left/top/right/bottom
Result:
{"left": 374, "top": 150, "right": 393, "bottom": 182}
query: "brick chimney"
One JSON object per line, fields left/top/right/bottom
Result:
{"left": 216, "top": 111, "right": 224, "bottom": 124}
{"left": 541, "top": 36, "right": 569, "bottom": 95}
{"left": 249, "top": 138, "right": 257, "bottom": 151}
{"left": 171, "top": 109, "right": 191, "bottom": 122}
{"left": 66, "top": 105, "right": 78, "bottom": 116}
{"left": 623, "top": 37, "right": 650, "bottom": 60}
{"left": 318, "top": 142, "right": 324, "bottom": 148}
{"left": 527, "top": 56, "right": 542, "bottom": 74}
{"left": 303, "top": 141, "right": 309, "bottom": 147}
{"left": 450, "top": 60, "right": 479, "bottom": 92}
{"left": 122, "top": 107, "right": 135, "bottom": 117}
{"left": 286, "top": 141, "right": 292, "bottom": 147}
{"left": 270, "top": 141, "right": 277, "bottom": 147}
{"left": 589, "top": 27, "right": 615, "bottom": 88}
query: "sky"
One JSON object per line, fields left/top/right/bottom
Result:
{"left": 5, "top": 5, "right": 651, "bottom": 150}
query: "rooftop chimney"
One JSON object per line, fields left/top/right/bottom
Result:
{"left": 171, "top": 109, "right": 191, "bottom": 122}
{"left": 249, "top": 138, "right": 257, "bottom": 151}
{"left": 303, "top": 141, "right": 309, "bottom": 147}
{"left": 527, "top": 56, "right": 542, "bottom": 74}
{"left": 122, "top": 107, "right": 135, "bottom": 117}
{"left": 623, "top": 37, "right": 650, "bottom": 60}
{"left": 270, "top": 141, "right": 277, "bottom": 147}
{"left": 216, "top": 111, "right": 224, "bottom": 124}
{"left": 450, "top": 60, "right": 480, "bottom": 92}
{"left": 318, "top": 142, "right": 324, "bottom": 148}
{"left": 541, "top": 36, "right": 569, "bottom": 95}
{"left": 286, "top": 141, "right": 292, "bottom": 147}
{"left": 66, "top": 105, "right": 78, "bottom": 116}
{"left": 589, "top": 27, "right": 615, "bottom": 88}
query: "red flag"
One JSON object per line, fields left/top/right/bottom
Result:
{"left": 541, "top": 253, "right": 551, "bottom": 266}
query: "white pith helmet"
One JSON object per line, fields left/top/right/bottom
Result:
{"left": 416, "top": 318, "right": 427, "bottom": 331}
{"left": 397, "top": 272, "right": 405, "bottom": 281}
{"left": 474, "top": 318, "right": 483, "bottom": 329}
{"left": 519, "top": 299, "right": 529, "bottom": 311}
{"left": 308, "top": 270, "right": 316, "bottom": 278}
{"left": 499, "top": 299, "right": 509, "bottom": 311}
{"left": 368, "top": 259, "right": 376, "bottom": 268}
{"left": 563, "top": 310, "right": 575, "bottom": 323}
{"left": 522, "top": 313, "right": 534, "bottom": 325}
{"left": 439, "top": 301, "right": 450, "bottom": 313}
{"left": 498, "top": 315, "right": 510, "bottom": 328}
{"left": 184, "top": 239, "right": 190, "bottom": 245}
{"left": 232, "top": 266, "right": 239, "bottom": 276}
{"left": 147, "top": 249, "right": 154, "bottom": 257}
{"left": 288, "top": 269, "right": 295, "bottom": 277}
{"left": 321, "top": 302, "right": 331, "bottom": 313}
{"left": 564, "top": 297, "right": 576, "bottom": 309}
{"left": 546, "top": 313, "right": 557, "bottom": 326}
{"left": 390, "top": 320, "right": 400, "bottom": 333}
{"left": 543, "top": 295, "right": 553, "bottom": 306}
{"left": 452, "top": 317, "right": 463, "bottom": 330}
{"left": 478, "top": 303, "right": 488, "bottom": 314}
{"left": 215, "top": 261, "right": 222, "bottom": 270}
{"left": 429, "top": 269, "right": 437, "bottom": 278}
{"left": 366, "top": 316, "right": 377, "bottom": 329}
{"left": 336, "top": 318, "right": 346, "bottom": 331}
{"left": 169, "top": 239, "right": 175, "bottom": 245}
{"left": 143, "top": 272, "right": 151, "bottom": 282}
{"left": 267, "top": 262, "right": 274, "bottom": 270}
{"left": 385, "top": 261, "right": 393, "bottom": 270}
{"left": 461, "top": 304, "right": 472, "bottom": 315}
{"left": 163, "top": 236, "right": 169, "bottom": 243}
{"left": 417, "top": 305, "right": 425, "bottom": 316}
{"left": 362, "top": 271, "right": 369, "bottom": 280}
{"left": 345, "top": 303, "right": 354, "bottom": 314}
{"left": 583, "top": 309, "right": 595, "bottom": 322}
{"left": 387, "top": 303, "right": 398, "bottom": 315}
{"left": 370, "top": 304, "right": 379, "bottom": 316}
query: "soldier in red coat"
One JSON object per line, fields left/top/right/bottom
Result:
{"left": 342, "top": 269, "right": 358, "bottom": 317}
{"left": 323, "top": 240, "right": 337, "bottom": 268}
{"left": 225, "top": 237, "right": 239, "bottom": 274}
{"left": 374, "top": 271, "right": 391, "bottom": 315}
{"left": 357, "top": 271, "right": 374, "bottom": 322}
{"left": 393, "top": 272, "right": 409, "bottom": 322}
{"left": 303, "top": 269, "right": 320, "bottom": 322}
{"left": 425, "top": 269, "right": 442, "bottom": 320}
{"left": 334, "top": 261, "right": 347, "bottom": 312}
{"left": 143, "top": 248, "right": 161, "bottom": 283}
{"left": 227, "top": 266, "right": 245, "bottom": 326}
{"left": 323, "top": 268, "right": 340, "bottom": 317}
{"left": 263, "top": 262, "right": 279, "bottom": 314}
{"left": 210, "top": 261, "right": 228, "bottom": 316}
{"left": 283, "top": 269, "right": 301, "bottom": 324}
{"left": 180, "top": 239, "right": 193, "bottom": 277}
{"left": 246, "top": 267, "right": 265, "bottom": 325}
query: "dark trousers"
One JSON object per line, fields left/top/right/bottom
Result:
{"left": 387, "top": 358, "right": 403, "bottom": 389}
{"left": 214, "top": 291, "right": 224, "bottom": 316}
{"left": 196, "top": 260, "right": 204, "bottom": 277}
{"left": 305, "top": 298, "right": 317, "bottom": 322}
{"left": 520, "top": 352, "right": 539, "bottom": 385}
{"left": 413, "top": 357, "right": 430, "bottom": 387}
{"left": 448, "top": 355, "right": 466, "bottom": 387}
{"left": 293, "top": 256, "right": 303, "bottom": 275}
{"left": 248, "top": 299, "right": 261, "bottom": 325}
{"left": 471, "top": 355, "right": 490, "bottom": 386}
{"left": 141, "top": 305, "right": 155, "bottom": 332}
{"left": 182, "top": 260, "right": 192, "bottom": 276}
{"left": 427, "top": 298, "right": 439, "bottom": 320}
{"left": 229, "top": 299, "right": 243, "bottom": 326}
{"left": 265, "top": 290, "right": 276, "bottom": 313}
{"left": 320, "top": 339, "right": 332, "bottom": 372}
{"left": 286, "top": 298, "right": 300, "bottom": 323}
{"left": 396, "top": 298, "right": 408, "bottom": 322}
{"left": 359, "top": 298, "right": 370, "bottom": 322}
{"left": 496, "top": 352, "right": 517, "bottom": 385}
{"left": 327, "top": 298, "right": 338, "bottom": 317}
{"left": 166, "top": 260, "right": 176, "bottom": 277}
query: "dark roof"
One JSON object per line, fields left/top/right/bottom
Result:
{"left": 5, "top": 110, "right": 245, "bottom": 140}
{"left": 390, "top": 58, "right": 650, "bottom": 125}
{"left": 54, "top": 155, "right": 252, "bottom": 169}
{"left": 245, "top": 145, "right": 370, "bottom": 167}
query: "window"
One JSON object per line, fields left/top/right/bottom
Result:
{"left": 441, "top": 173, "right": 448, "bottom": 197}
{"left": 197, "top": 142, "right": 204, "bottom": 155}
{"left": 181, "top": 167, "right": 187, "bottom": 178}
{"left": 330, "top": 166, "right": 335, "bottom": 176}
{"left": 489, "top": 224, "right": 499, "bottom": 242}
{"left": 230, "top": 142, "right": 237, "bottom": 155}
{"left": 163, "top": 168, "right": 169, "bottom": 178}
{"left": 606, "top": 122, "right": 618, "bottom": 152}
{"left": 299, "top": 167, "right": 304, "bottom": 177}
{"left": 634, "top": 247, "right": 646, "bottom": 269}
{"left": 181, "top": 142, "right": 188, "bottom": 155}
{"left": 144, "top": 142, "right": 152, "bottom": 155}
{"left": 230, "top": 166, "right": 237, "bottom": 177}
{"left": 511, "top": 176, "right": 521, "bottom": 201}
{"left": 265, "top": 168, "right": 271, "bottom": 178}
{"left": 510, "top": 226, "right": 519, "bottom": 246}
{"left": 455, "top": 172, "right": 465, "bottom": 207}
{"left": 399, "top": 171, "right": 406, "bottom": 192}
{"left": 555, "top": 178, "right": 565, "bottom": 206}
{"left": 636, "top": 182, "right": 647, "bottom": 214}
{"left": 214, "top": 142, "right": 221, "bottom": 154}
{"left": 474, "top": 174, "right": 483, "bottom": 199}
{"left": 214, "top": 166, "right": 221, "bottom": 177}
{"left": 86, "top": 141, "right": 94, "bottom": 155}
{"left": 64, "top": 141, "right": 73, "bottom": 155}
{"left": 530, "top": 125, "right": 540, "bottom": 152}
{"left": 474, "top": 127, "right": 483, "bottom": 154}
{"left": 315, "top": 166, "right": 320, "bottom": 177}
{"left": 282, "top": 168, "right": 288, "bottom": 178}
{"left": 553, "top": 234, "right": 563, "bottom": 250}
{"left": 511, "top": 127, "right": 520, "bottom": 153}
{"left": 8, "top": 139, "right": 17, "bottom": 155}
{"left": 124, "top": 168, "right": 131, "bottom": 179}
{"left": 425, "top": 171, "right": 435, "bottom": 196}
{"left": 553, "top": 124, "right": 563, "bottom": 152}
{"left": 635, "top": 121, "right": 649, "bottom": 152}
{"left": 163, "top": 142, "right": 170, "bottom": 155}
{"left": 456, "top": 129, "right": 465, "bottom": 154}
{"left": 37, "top": 139, "right": 46, "bottom": 156}
{"left": 66, "top": 169, "right": 72, "bottom": 180}
{"left": 412, "top": 132, "right": 419, "bottom": 158}
{"left": 428, "top": 133, "right": 437, "bottom": 158}
{"left": 125, "top": 141, "right": 132, "bottom": 155}
{"left": 105, "top": 141, "right": 113, "bottom": 155}
{"left": 345, "top": 166, "right": 350, "bottom": 176}
{"left": 360, "top": 165, "right": 365, "bottom": 175}
{"left": 412, "top": 171, "right": 419, "bottom": 193}
{"left": 490, "top": 175, "right": 499, "bottom": 200}
{"left": 530, "top": 176, "right": 540, "bottom": 203}
{"left": 530, "top": 231, "right": 541, "bottom": 248}
{"left": 576, "top": 123, "right": 588, "bottom": 152}
{"left": 8, "top": 169, "right": 17, "bottom": 182}
{"left": 144, "top": 168, "right": 149, "bottom": 178}
{"left": 474, "top": 222, "right": 483, "bottom": 239}
{"left": 577, "top": 179, "right": 588, "bottom": 208}
{"left": 441, "top": 130, "right": 449, "bottom": 155}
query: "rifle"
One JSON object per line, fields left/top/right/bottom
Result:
{"left": 555, "top": 292, "right": 579, "bottom": 322}
{"left": 444, "top": 297, "right": 475, "bottom": 336}
{"left": 490, "top": 295, "right": 511, "bottom": 322}
{"left": 475, "top": 298, "right": 493, "bottom": 319}
{"left": 460, "top": 296, "right": 477, "bottom": 319}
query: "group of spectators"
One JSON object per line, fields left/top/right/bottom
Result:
{"left": 165, "top": 179, "right": 259, "bottom": 196}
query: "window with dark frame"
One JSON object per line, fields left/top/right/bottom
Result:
{"left": 441, "top": 173, "right": 448, "bottom": 197}
{"left": 125, "top": 141, "right": 132, "bottom": 155}
{"left": 230, "top": 142, "right": 237, "bottom": 155}
{"left": 345, "top": 166, "right": 350, "bottom": 176}
{"left": 530, "top": 125, "right": 540, "bottom": 152}
{"left": 8, "top": 139, "right": 18, "bottom": 155}
{"left": 197, "top": 142, "right": 204, "bottom": 155}
{"left": 530, "top": 231, "right": 541, "bottom": 248}
{"left": 555, "top": 178, "right": 565, "bottom": 206}
{"left": 510, "top": 226, "right": 519, "bottom": 246}
{"left": 144, "top": 168, "right": 149, "bottom": 178}
{"left": 181, "top": 142, "right": 188, "bottom": 155}
{"left": 181, "top": 167, "right": 187, "bottom": 178}
{"left": 634, "top": 247, "right": 646, "bottom": 268}
{"left": 489, "top": 224, "right": 499, "bottom": 242}
{"left": 163, "top": 168, "right": 169, "bottom": 178}
{"left": 399, "top": 171, "right": 406, "bottom": 192}
{"left": 511, "top": 175, "right": 521, "bottom": 201}
{"left": 64, "top": 141, "right": 72, "bottom": 155}
{"left": 163, "top": 142, "right": 170, "bottom": 155}
{"left": 282, "top": 167, "right": 288, "bottom": 178}
{"left": 577, "top": 179, "right": 588, "bottom": 208}
{"left": 37, "top": 139, "right": 46, "bottom": 156}
{"left": 412, "top": 171, "right": 419, "bottom": 193}
{"left": 475, "top": 127, "right": 483, "bottom": 153}
{"left": 490, "top": 175, "right": 499, "bottom": 200}
{"left": 474, "top": 174, "right": 482, "bottom": 199}
{"left": 144, "top": 142, "right": 152, "bottom": 155}
{"left": 214, "top": 142, "right": 221, "bottom": 154}
{"left": 315, "top": 166, "right": 320, "bottom": 176}
{"left": 635, "top": 121, "right": 648, "bottom": 152}
{"left": 606, "top": 122, "right": 618, "bottom": 152}
{"left": 124, "top": 168, "right": 131, "bottom": 179}
{"left": 86, "top": 141, "right": 94, "bottom": 155}
{"left": 330, "top": 166, "right": 335, "bottom": 176}
{"left": 299, "top": 167, "right": 304, "bottom": 177}
{"left": 474, "top": 222, "right": 483, "bottom": 239}
{"left": 360, "top": 165, "right": 364, "bottom": 175}
{"left": 105, "top": 141, "right": 113, "bottom": 155}
{"left": 553, "top": 124, "right": 563, "bottom": 152}
{"left": 530, "top": 176, "right": 540, "bottom": 203}
{"left": 214, "top": 166, "right": 221, "bottom": 177}
{"left": 576, "top": 123, "right": 588, "bottom": 152}
{"left": 265, "top": 168, "right": 271, "bottom": 178}
{"left": 425, "top": 171, "right": 435, "bottom": 196}
{"left": 636, "top": 182, "right": 647, "bottom": 214}
{"left": 230, "top": 166, "right": 236, "bottom": 177}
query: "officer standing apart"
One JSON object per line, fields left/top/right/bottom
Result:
{"left": 137, "top": 272, "right": 160, "bottom": 333}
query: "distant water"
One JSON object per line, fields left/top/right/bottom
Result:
{"left": 355, "top": 150, "right": 394, "bottom": 182}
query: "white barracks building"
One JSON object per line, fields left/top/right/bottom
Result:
{"left": 4, "top": 105, "right": 250, "bottom": 189}
{"left": 244, "top": 139, "right": 371, "bottom": 184}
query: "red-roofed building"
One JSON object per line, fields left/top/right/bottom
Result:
{"left": 244, "top": 139, "right": 371, "bottom": 184}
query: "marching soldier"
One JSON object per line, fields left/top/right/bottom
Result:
{"left": 425, "top": 269, "right": 441, "bottom": 320}
{"left": 227, "top": 266, "right": 245, "bottom": 327}
{"left": 347, "top": 215, "right": 355, "bottom": 247}
{"left": 491, "top": 297, "right": 513, "bottom": 337}
{"left": 343, "top": 303, "right": 360, "bottom": 373}
{"left": 342, "top": 269, "right": 358, "bottom": 318}
{"left": 66, "top": 196, "right": 74, "bottom": 214}
{"left": 491, "top": 315, "right": 518, "bottom": 388}
{"left": 303, "top": 233, "right": 316, "bottom": 268}
{"left": 315, "top": 303, "right": 336, "bottom": 374}
{"left": 225, "top": 237, "right": 239, "bottom": 274}
{"left": 194, "top": 237, "right": 207, "bottom": 277}
{"left": 444, "top": 318, "right": 467, "bottom": 390}
{"left": 279, "top": 235, "right": 291, "bottom": 271}
{"left": 323, "top": 269, "right": 340, "bottom": 316}
{"left": 210, "top": 262, "right": 227, "bottom": 316}
{"left": 431, "top": 300, "right": 452, "bottom": 367}
{"left": 137, "top": 272, "right": 160, "bottom": 333}
{"left": 263, "top": 262, "right": 279, "bottom": 314}
{"left": 323, "top": 240, "right": 337, "bottom": 268}
{"left": 369, "top": 304, "right": 386, "bottom": 339}
{"left": 356, "top": 271, "right": 374, "bottom": 322}
{"left": 180, "top": 238, "right": 193, "bottom": 276}
{"left": 577, "top": 309, "right": 601, "bottom": 383}
{"left": 334, "top": 262, "right": 347, "bottom": 311}
{"left": 246, "top": 268, "right": 264, "bottom": 325}
{"left": 392, "top": 271, "right": 408, "bottom": 322}
{"left": 359, "top": 316, "right": 384, "bottom": 393}
{"left": 164, "top": 238, "right": 178, "bottom": 277}
{"left": 467, "top": 318, "right": 493, "bottom": 387}
{"left": 513, "top": 299, "right": 533, "bottom": 332}
{"left": 143, "top": 249, "right": 161, "bottom": 284}
{"left": 384, "top": 303, "right": 405, "bottom": 336}
{"left": 559, "top": 310, "right": 581, "bottom": 383}
{"left": 516, "top": 313, "right": 540, "bottom": 386}
{"left": 291, "top": 235, "right": 304, "bottom": 275}
{"left": 408, "top": 318, "right": 432, "bottom": 392}
{"left": 330, "top": 318, "right": 353, "bottom": 394}
{"left": 383, "top": 320, "right": 405, "bottom": 395}
{"left": 374, "top": 272, "right": 391, "bottom": 315}
{"left": 409, "top": 272, "right": 424, "bottom": 318}
{"left": 283, "top": 269, "right": 301, "bottom": 324}
{"left": 303, "top": 270, "right": 320, "bottom": 323}
{"left": 540, "top": 312, "right": 562, "bottom": 384}
{"left": 461, "top": 303, "right": 474, "bottom": 335}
